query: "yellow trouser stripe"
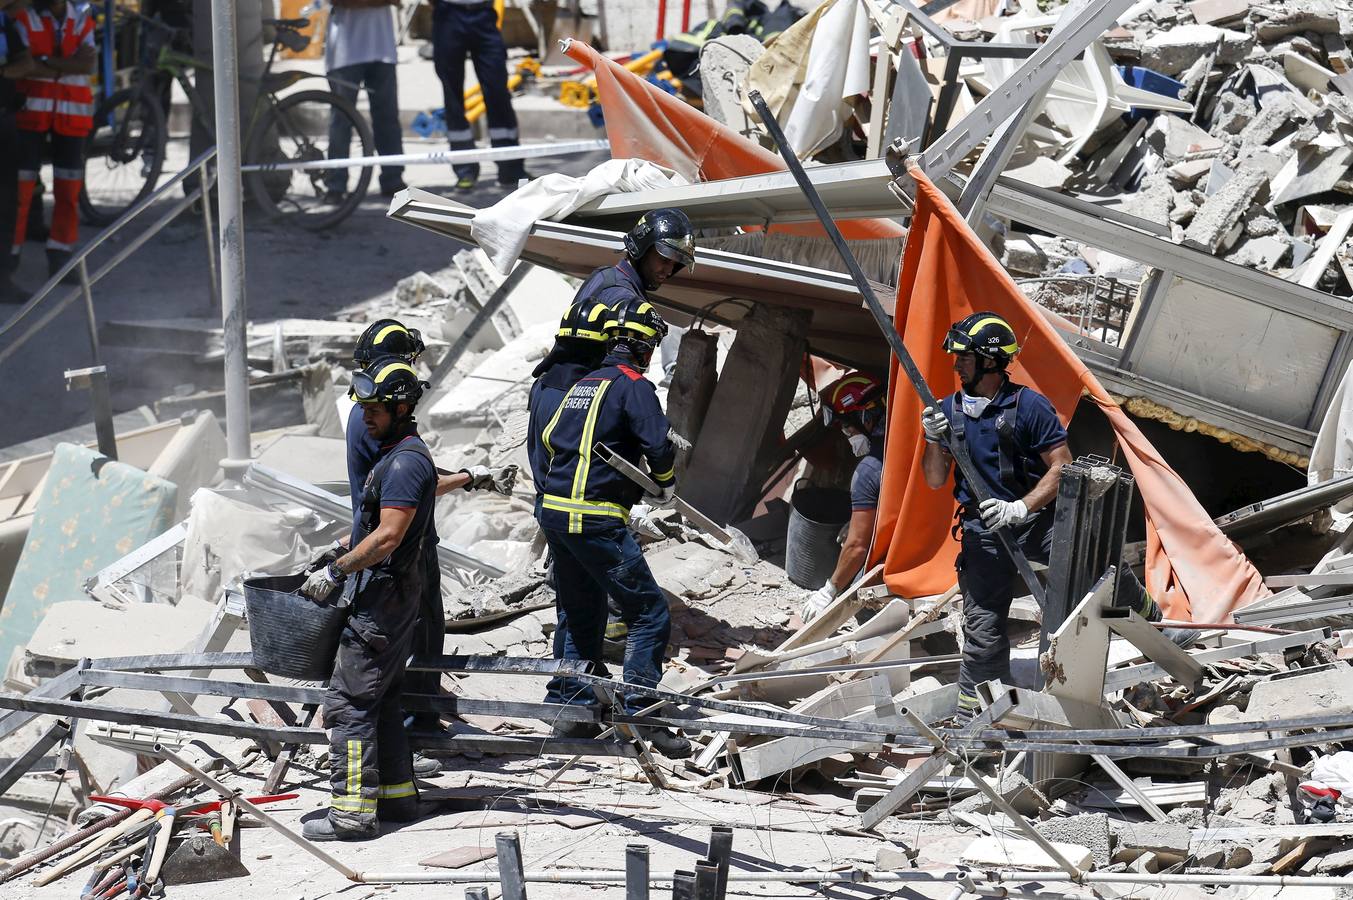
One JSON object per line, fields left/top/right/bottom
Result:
{"left": 569, "top": 380, "right": 611, "bottom": 533}
{"left": 650, "top": 466, "right": 674, "bottom": 482}
{"left": 331, "top": 796, "right": 377, "bottom": 812}
{"left": 378, "top": 781, "right": 417, "bottom": 799}
{"left": 347, "top": 739, "right": 360, "bottom": 800}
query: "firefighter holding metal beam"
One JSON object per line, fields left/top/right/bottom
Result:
{"left": 921, "top": 313, "right": 1187, "bottom": 722}
{"left": 533, "top": 296, "right": 692, "bottom": 760}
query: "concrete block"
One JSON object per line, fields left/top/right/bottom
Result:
{"left": 1238, "top": 92, "right": 1311, "bottom": 147}
{"left": 1109, "top": 821, "right": 1191, "bottom": 861}
{"left": 1225, "top": 235, "right": 1292, "bottom": 271}
{"left": 960, "top": 836, "right": 1095, "bottom": 871}
{"left": 682, "top": 305, "right": 811, "bottom": 524}
{"left": 1254, "top": 1, "right": 1341, "bottom": 42}
{"left": 1145, "top": 115, "right": 1224, "bottom": 165}
{"left": 666, "top": 329, "right": 719, "bottom": 481}
{"left": 698, "top": 35, "right": 764, "bottom": 131}
{"left": 1187, "top": 0, "right": 1249, "bottom": 26}
{"left": 1183, "top": 169, "right": 1269, "bottom": 254}
{"left": 1316, "top": 847, "right": 1353, "bottom": 873}
{"left": 1035, "top": 813, "right": 1114, "bottom": 868}
{"left": 1140, "top": 24, "right": 1253, "bottom": 77}
{"left": 1248, "top": 665, "right": 1353, "bottom": 722}
{"left": 1167, "top": 158, "right": 1215, "bottom": 188}
{"left": 951, "top": 770, "right": 1049, "bottom": 818}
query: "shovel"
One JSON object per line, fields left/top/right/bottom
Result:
{"left": 593, "top": 442, "right": 758, "bottom": 564}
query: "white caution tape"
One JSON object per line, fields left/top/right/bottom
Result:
{"left": 239, "top": 138, "right": 610, "bottom": 173}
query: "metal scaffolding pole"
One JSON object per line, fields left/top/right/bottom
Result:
{"left": 210, "top": 0, "right": 251, "bottom": 464}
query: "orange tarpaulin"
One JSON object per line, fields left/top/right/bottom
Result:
{"left": 562, "top": 39, "right": 904, "bottom": 241}
{"left": 872, "top": 165, "right": 1269, "bottom": 623}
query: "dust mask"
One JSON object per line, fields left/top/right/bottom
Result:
{"left": 960, "top": 392, "right": 991, "bottom": 419}
{"left": 848, "top": 433, "right": 871, "bottom": 457}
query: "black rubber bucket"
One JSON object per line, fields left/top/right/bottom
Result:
{"left": 785, "top": 484, "right": 852, "bottom": 589}
{"left": 243, "top": 573, "right": 348, "bottom": 681}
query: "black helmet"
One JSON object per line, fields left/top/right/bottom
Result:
{"left": 556, "top": 298, "right": 612, "bottom": 344}
{"left": 602, "top": 297, "right": 668, "bottom": 366}
{"left": 943, "top": 312, "right": 1020, "bottom": 364}
{"left": 354, "top": 318, "right": 425, "bottom": 366}
{"left": 349, "top": 355, "right": 428, "bottom": 406}
{"left": 623, "top": 208, "right": 696, "bottom": 274}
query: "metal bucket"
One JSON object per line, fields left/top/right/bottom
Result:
{"left": 785, "top": 483, "right": 852, "bottom": 590}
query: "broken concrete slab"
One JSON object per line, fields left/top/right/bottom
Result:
{"left": 1183, "top": 169, "right": 1270, "bottom": 253}
{"left": 1140, "top": 25, "right": 1253, "bottom": 77}
{"left": 698, "top": 35, "right": 765, "bottom": 131}
{"left": 960, "top": 835, "right": 1095, "bottom": 871}
{"left": 1272, "top": 145, "right": 1353, "bottom": 206}
{"left": 1111, "top": 820, "right": 1192, "bottom": 862}
{"left": 1187, "top": 0, "right": 1249, "bottom": 26}
{"left": 1253, "top": 1, "right": 1342, "bottom": 42}
{"left": 1035, "top": 813, "right": 1115, "bottom": 868}
{"left": 1145, "top": 115, "right": 1224, "bottom": 164}
{"left": 952, "top": 769, "right": 1049, "bottom": 818}
{"left": 1249, "top": 665, "right": 1353, "bottom": 722}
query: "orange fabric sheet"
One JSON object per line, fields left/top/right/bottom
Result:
{"left": 871, "top": 166, "right": 1269, "bottom": 622}
{"left": 562, "top": 40, "right": 904, "bottom": 241}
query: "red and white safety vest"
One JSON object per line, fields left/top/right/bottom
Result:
{"left": 15, "top": 3, "right": 95, "bottom": 137}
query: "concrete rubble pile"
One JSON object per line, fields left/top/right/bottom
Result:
{"left": 14, "top": 0, "right": 1353, "bottom": 897}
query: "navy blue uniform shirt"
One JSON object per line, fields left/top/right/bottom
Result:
{"left": 850, "top": 436, "right": 885, "bottom": 511}
{"left": 527, "top": 360, "right": 594, "bottom": 495}
{"left": 536, "top": 354, "right": 675, "bottom": 534}
{"left": 939, "top": 379, "right": 1066, "bottom": 515}
{"left": 347, "top": 405, "right": 440, "bottom": 547}
{"left": 351, "top": 432, "right": 437, "bottom": 573}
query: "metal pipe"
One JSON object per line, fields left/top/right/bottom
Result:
{"left": 77, "top": 259, "right": 100, "bottom": 365}
{"left": 625, "top": 844, "right": 649, "bottom": 900}
{"left": 996, "top": 870, "right": 1353, "bottom": 889}
{"left": 495, "top": 832, "right": 527, "bottom": 900}
{"left": 199, "top": 174, "right": 221, "bottom": 311}
{"left": 671, "top": 870, "right": 696, "bottom": 900}
{"left": 151, "top": 744, "right": 359, "bottom": 881}
{"left": 210, "top": 0, "right": 251, "bottom": 464}
{"left": 707, "top": 827, "right": 732, "bottom": 900}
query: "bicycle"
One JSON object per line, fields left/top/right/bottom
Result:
{"left": 80, "top": 10, "right": 373, "bottom": 231}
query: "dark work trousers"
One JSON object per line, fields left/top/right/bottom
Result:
{"left": 542, "top": 524, "right": 670, "bottom": 715}
{"left": 326, "top": 60, "right": 404, "bottom": 194}
{"left": 0, "top": 110, "right": 17, "bottom": 273}
{"left": 955, "top": 511, "right": 1156, "bottom": 711}
{"left": 430, "top": 0, "right": 524, "bottom": 183}
{"left": 323, "top": 565, "right": 421, "bottom": 831}
{"left": 405, "top": 539, "right": 444, "bottom": 730}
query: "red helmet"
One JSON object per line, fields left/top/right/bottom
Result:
{"left": 821, "top": 372, "right": 883, "bottom": 426}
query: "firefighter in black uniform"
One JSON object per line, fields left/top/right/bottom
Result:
{"left": 300, "top": 357, "right": 438, "bottom": 841}
{"left": 534, "top": 296, "right": 692, "bottom": 759}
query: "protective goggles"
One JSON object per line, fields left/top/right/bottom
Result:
{"left": 349, "top": 371, "right": 382, "bottom": 402}
{"left": 942, "top": 327, "right": 974, "bottom": 354}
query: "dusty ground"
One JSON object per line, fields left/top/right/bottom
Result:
{"left": 1, "top": 136, "right": 610, "bottom": 452}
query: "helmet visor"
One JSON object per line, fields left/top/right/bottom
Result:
{"left": 943, "top": 327, "right": 973, "bottom": 354}
{"left": 655, "top": 234, "right": 696, "bottom": 271}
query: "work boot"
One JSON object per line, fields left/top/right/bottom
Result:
{"left": 551, "top": 719, "right": 602, "bottom": 741}
{"left": 1163, "top": 627, "right": 1202, "bottom": 648}
{"left": 45, "top": 248, "right": 79, "bottom": 285}
{"left": 300, "top": 811, "right": 377, "bottom": 842}
{"left": 411, "top": 752, "right": 442, "bottom": 777}
{"left": 639, "top": 727, "right": 692, "bottom": 760}
{"left": 377, "top": 796, "right": 421, "bottom": 823}
{"left": 455, "top": 175, "right": 476, "bottom": 192}
{"left": 497, "top": 169, "right": 531, "bottom": 187}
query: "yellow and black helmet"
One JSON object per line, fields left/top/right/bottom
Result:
{"left": 943, "top": 312, "right": 1020, "bottom": 364}
{"left": 602, "top": 297, "right": 668, "bottom": 350}
{"left": 349, "top": 355, "right": 428, "bottom": 406}
{"left": 354, "top": 318, "right": 425, "bottom": 367}
{"left": 556, "top": 299, "right": 612, "bottom": 344}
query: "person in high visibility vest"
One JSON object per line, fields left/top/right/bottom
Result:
{"left": 11, "top": 0, "right": 95, "bottom": 281}
{"left": 0, "top": 0, "right": 35, "bottom": 302}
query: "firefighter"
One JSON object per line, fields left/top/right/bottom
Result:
{"left": 800, "top": 372, "right": 886, "bottom": 623}
{"left": 11, "top": 0, "right": 94, "bottom": 279}
{"left": 309, "top": 318, "right": 515, "bottom": 777}
{"left": 920, "top": 312, "right": 1192, "bottom": 722}
{"left": 533, "top": 296, "right": 690, "bottom": 759}
{"left": 299, "top": 357, "right": 437, "bottom": 841}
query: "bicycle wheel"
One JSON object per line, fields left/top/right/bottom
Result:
{"left": 79, "top": 87, "right": 168, "bottom": 227}
{"left": 245, "top": 88, "right": 373, "bottom": 231}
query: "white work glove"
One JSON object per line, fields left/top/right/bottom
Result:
{"left": 800, "top": 582, "right": 839, "bottom": 623}
{"left": 667, "top": 428, "right": 692, "bottom": 452}
{"left": 462, "top": 464, "right": 518, "bottom": 495}
{"left": 644, "top": 485, "right": 676, "bottom": 509}
{"left": 306, "top": 541, "right": 343, "bottom": 573}
{"left": 300, "top": 563, "right": 344, "bottom": 602}
{"left": 921, "top": 406, "right": 950, "bottom": 444}
{"left": 979, "top": 497, "right": 1029, "bottom": 530}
